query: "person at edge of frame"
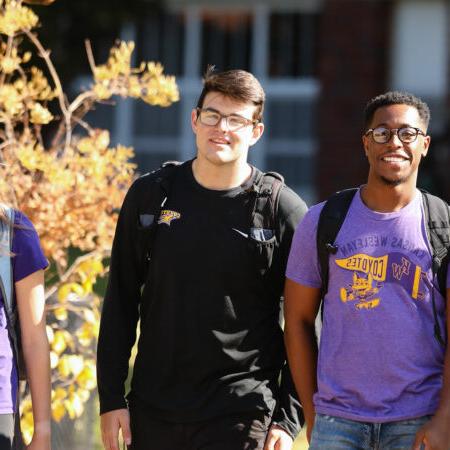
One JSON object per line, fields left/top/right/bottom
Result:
{"left": 0, "top": 207, "right": 51, "bottom": 450}
{"left": 97, "top": 67, "right": 307, "bottom": 450}
{"left": 284, "top": 91, "right": 450, "bottom": 450}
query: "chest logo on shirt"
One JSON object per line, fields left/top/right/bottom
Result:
{"left": 335, "top": 253, "right": 428, "bottom": 310}
{"left": 158, "top": 209, "right": 181, "bottom": 226}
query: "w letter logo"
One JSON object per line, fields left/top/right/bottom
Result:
{"left": 392, "top": 257, "right": 411, "bottom": 281}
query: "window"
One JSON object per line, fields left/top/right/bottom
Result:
{"left": 200, "top": 12, "right": 252, "bottom": 73}
{"left": 269, "top": 13, "right": 319, "bottom": 77}
{"left": 136, "top": 12, "right": 185, "bottom": 76}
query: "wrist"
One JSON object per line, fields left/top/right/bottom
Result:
{"left": 33, "top": 420, "right": 51, "bottom": 438}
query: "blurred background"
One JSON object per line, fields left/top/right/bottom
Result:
{"left": 38, "top": 0, "right": 450, "bottom": 206}
{"left": 30, "top": 0, "right": 450, "bottom": 448}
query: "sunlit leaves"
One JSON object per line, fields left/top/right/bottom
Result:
{"left": 0, "top": 1, "right": 38, "bottom": 36}
{"left": 1, "top": 0, "right": 178, "bottom": 442}
{"left": 93, "top": 41, "right": 179, "bottom": 106}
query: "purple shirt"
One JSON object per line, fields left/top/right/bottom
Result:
{"left": 286, "top": 189, "right": 449, "bottom": 422}
{"left": 0, "top": 211, "right": 48, "bottom": 413}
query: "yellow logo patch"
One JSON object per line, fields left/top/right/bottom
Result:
{"left": 158, "top": 209, "right": 181, "bottom": 226}
{"left": 335, "top": 253, "right": 388, "bottom": 281}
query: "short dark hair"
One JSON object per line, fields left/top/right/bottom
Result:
{"left": 363, "top": 91, "right": 431, "bottom": 130}
{"left": 196, "top": 66, "right": 265, "bottom": 122}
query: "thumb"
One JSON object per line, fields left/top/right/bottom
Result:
{"left": 120, "top": 414, "right": 132, "bottom": 446}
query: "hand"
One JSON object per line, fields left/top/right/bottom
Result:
{"left": 412, "top": 415, "right": 450, "bottom": 450}
{"left": 101, "top": 408, "right": 132, "bottom": 450}
{"left": 263, "top": 424, "right": 294, "bottom": 450}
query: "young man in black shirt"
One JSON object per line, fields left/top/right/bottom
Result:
{"left": 97, "top": 68, "right": 307, "bottom": 450}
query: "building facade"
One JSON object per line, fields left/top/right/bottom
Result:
{"left": 90, "top": 0, "right": 450, "bottom": 203}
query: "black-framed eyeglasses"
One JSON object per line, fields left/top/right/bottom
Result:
{"left": 365, "top": 126, "right": 425, "bottom": 144}
{"left": 196, "top": 108, "right": 258, "bottom": 131}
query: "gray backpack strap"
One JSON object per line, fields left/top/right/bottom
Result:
{"left": 0, "top": 206, "right": 14, "bottom": 321}
{"left": 0, "top": 207, "right": 24, "bottom": 378}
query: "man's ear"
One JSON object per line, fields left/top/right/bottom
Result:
{"left": 362, "top": 134, "right": 369, "bottom": 157}
{"left": 191, "top": 109, "right": 199, "bottom": 134}
{"left": 421, "top": 135, "right": 431, "bottom": 158}
{"left": 249, "top": 122, "right": 264, "bottom": 146}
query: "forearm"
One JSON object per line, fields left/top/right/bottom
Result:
{"left": 22, "top": 333, "right": 51, "bottom": 436}
{"left": 97, "top": 287, "right": 138, "bottom": 413}
{"left": 284, "top": 320, "right": 318, "bottom": 428}
{"left": 435, "top": 289, "right": 450, "bottom": 420}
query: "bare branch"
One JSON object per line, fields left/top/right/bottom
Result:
{"left": 23, "top": 29, "right": 73, "bottom": 153}
{"left": 45, "top": 249, "right": 110, "bottom": 300}
{"left": 84, "top": 39, "right": 96, "bottom": 74}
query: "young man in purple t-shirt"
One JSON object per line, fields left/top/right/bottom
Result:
{"left": 284, "top": 92, "right": 450, "bottom": 450}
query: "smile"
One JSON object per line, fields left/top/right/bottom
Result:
{"left": 210, "top": 138, "right": 230, "bottom": 145}
{"left": 381, "top": 155, "right": 409, "bottom": 163}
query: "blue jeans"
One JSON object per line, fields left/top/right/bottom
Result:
{"left": 309, "top": 413, "right": 431, "bottom": 450}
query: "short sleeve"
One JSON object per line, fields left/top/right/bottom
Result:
{"left": 12, "top": 211, "right": 48, "bottom": 282}
{"left": 285, "top": 202, "right": 324, "bottom": 288}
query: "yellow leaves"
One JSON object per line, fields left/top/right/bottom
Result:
{"left": 94, "top": 41, "right": 134, "bottom": 81}
{"left": 16, "top": 141, "right": 53, "bottom": 171}
{"left": 0, "top": 67, "right": 55, "bottom": 126}
{"left": 0, "top": 83, "right": 23, "bottom": 117}
{"left": 76, "top": 360, "right": 96, "bottom": 390}
{"left": 0, "top": 1, "right": 179, "bottom": 438}
{"left": 77, "top": 130, "right": 110, "bottom": 153}
{"left": 57, "top": 282, "right": 85, "bottom": 303}
{"left": 51, "top": 329, "right": 73, "bottom": 355}
{"left": 76, "top": 320, "right": 99, "bottom": 347}
{"left": 0, "top": 43, "right": 31, "bottom": 74}
{"left": 28, "top": 67, "right": 56, "bottom": 101}
{"left": 0, "top": 1, "right": 39, "bottom": 36}
{"left": 51, "top": 400, "right": 66, "bottom": 422}
{"left": 64, "top": 389, "right": 84, "bottom": 419}
{"left": 92, "top": 40, "right": 179, "bottom": 107}
{"left": 58, "top": 354, "right": 84, "bottom": 378}
{"left": 19, "top": 397, "right": 34, "bottom": 445}
{"left": 29, "top": 101, "right": 53, "bottom": 124}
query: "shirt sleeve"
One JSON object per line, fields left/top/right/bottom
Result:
{"left": 12, "top": 211, "right": 48, "bottom": 282}
{"left": 96, "top": 177, "right": 146, "bottom": 414}
{"left": 269, "top": 187, "right": 307, "bottom": 437}
{"left": 285, "top": 202, "right": 324, "bottom": 288}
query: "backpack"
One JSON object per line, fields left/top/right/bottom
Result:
{"left": 317, "top": 188, "right": 450, "bottom": 345}
{"left": 136, "top": 161, "right": 285, "bottom": 280}
{"left": 0, "top": 206, "right": 26, "bottom": 379}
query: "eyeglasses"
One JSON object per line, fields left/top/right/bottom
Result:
{"left": 365, "top": 127, "right": 425, "bottom": 144}
{"left": 196, "top": 108, "right": 257, "bottom": 131}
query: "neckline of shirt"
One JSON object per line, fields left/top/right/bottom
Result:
{"left": 185, "top": 159, "right": 258, "bottom": 197}
{"left": 353, "top": 187, "right": 421, "bottom": 221}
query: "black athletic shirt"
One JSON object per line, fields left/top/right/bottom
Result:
{"left": 97, "top": 160, "right": 307, "bottom": 437}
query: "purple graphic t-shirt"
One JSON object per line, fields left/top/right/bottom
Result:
{"left": 286, "top": 189, "right": 449, "bottom": 422}
{"left": 0, "top": 211, "right": 48, "bottom": 413}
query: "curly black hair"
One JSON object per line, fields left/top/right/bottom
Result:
{"left": 364, "top": 91, "right": 430, "bottom": 130}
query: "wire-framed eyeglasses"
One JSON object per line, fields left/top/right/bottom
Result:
{"left": 365, "top": 126, "right": 425, "bottom": 144}
{"left": 196, "top": 108, "right": 258, "bottom": 131}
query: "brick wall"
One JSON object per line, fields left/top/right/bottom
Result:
{"left": 317, "top": 0, "right": 393, "bottom": 200}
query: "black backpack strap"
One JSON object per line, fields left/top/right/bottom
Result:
{"left": 250, "top": 170, "right": 284, "bottom": 233}
{"left": 138, "top": 161, "right": 181, "bottom": 277}
{"left": 421, "top": 190, "right": 450, "bottom": 346}
{"left": 421, "top": 191, "right": 450, "bottom": 294}
{"left": 138, "top": 161, "right": 181, "bottom": 226}
{"left": 317, "top": 188, "right": 358, "bottom": 299}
